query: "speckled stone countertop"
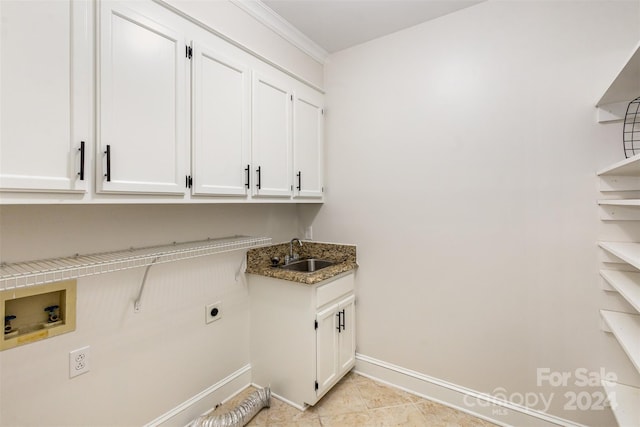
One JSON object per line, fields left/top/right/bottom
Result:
{"left": 246, "top": 241, "right": 357, "bottom": 285}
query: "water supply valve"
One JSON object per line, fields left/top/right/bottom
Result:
{"left": 4, "top": 315, "right": 16, "bottom": 334}
{"left": 44, "top": 305, "right": 60, "bottom": 323}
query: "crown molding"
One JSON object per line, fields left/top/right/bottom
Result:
{"left": 230, "top": 0, "right": 329, "bottom": 64}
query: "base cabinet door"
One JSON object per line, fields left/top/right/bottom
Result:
{"left": 316, "top": 302, "right": 340, "bottom": 397}
{"left": 316, "top": 293, "right": 356, "bottom": 398}
{"left": 97, "top": 1, "right": 187, "bottom": 195}
{"left": 338, "top": 294, "right": 356, "bottom": 372}
{"left": 0, "top": 0, "right": 90, "bottom": 193}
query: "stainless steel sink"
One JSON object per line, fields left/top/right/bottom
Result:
{"left": 278, "top": 259, "right": 334, "bottom": 272}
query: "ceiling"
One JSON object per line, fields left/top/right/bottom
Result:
{"left": 261, "top": 0, "right": 483, "bottom": 54}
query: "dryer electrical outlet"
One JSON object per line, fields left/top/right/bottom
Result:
{"left": 205, "top": 302, "right": 222, "bottom": 324}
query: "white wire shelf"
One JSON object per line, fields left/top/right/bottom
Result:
{"left": 0, "top": 235, "right": 271, "bottom": 291}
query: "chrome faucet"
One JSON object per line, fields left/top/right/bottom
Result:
{"left": 286, "top": 238, "right": 303, "bottom": 264}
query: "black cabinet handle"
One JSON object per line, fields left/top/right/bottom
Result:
{"left": 296, "top": 171, "right": 301, "bottom": 191}
{"left": 256, "top": 166, "right": 261, "bottom": 190}
{"left": 336, "top": 312, "right": 341, "bottom": 333}
{"left": 340, "top": 309, "right": 345, "bottom": 331}
{"left": 77, "top": 141, "right": 85, "bottom": 181}
{"left": 104, "top": 145, "right": 111, "bottom": 182}
{"left": 245, "top": 165, "right": 250, "bottom": 189}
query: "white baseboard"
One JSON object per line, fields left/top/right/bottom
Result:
{"left": 355, "top": 354, "right": 586, "bottom": 427}
{"left": 250, "top": 384, "right": 307, "bottom": 411}
{"left": 145, "top": 364, "right": 252, "bottom": 427}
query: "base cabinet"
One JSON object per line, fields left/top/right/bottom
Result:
{"left": 249, "top": 272, "right": 355, "bottom": 408}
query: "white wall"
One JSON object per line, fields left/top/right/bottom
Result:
{"left": 0, "top": 0, "right": 321, "bottom": 423}
{"left": 0, "top": 204, "right": 300, "bottom": 425}
{"left": 309, "top": 1, "right": 640, "bottom": 425}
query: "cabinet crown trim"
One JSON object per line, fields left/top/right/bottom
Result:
{"left": 228, "top": 0, "right": 329, "bottom": 64}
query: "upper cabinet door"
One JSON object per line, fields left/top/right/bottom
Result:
{"left": 0, "top": 0, "right": 90, "bottom": 193}
{"left": 191, "top": 42, "right": 250, "bottom": 197}
{"left": 98, "top": 1, "right": 187, "bottom": 195}
{"left": 252, "top": 73, "right": 292, "bottom": 197}
{"left": 293, "top": 90, "right": 324, "bottom": 199}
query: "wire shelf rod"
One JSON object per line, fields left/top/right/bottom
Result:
{"left": 0, "top": 235, "right": 271, "bottom": 291}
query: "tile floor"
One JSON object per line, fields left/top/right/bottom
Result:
{"left": 213, "top": 371, "right": 498, "bottom": 426}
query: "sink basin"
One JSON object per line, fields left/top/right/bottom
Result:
{"left": 278, "top": 259, "right": 334, "bottom": 272}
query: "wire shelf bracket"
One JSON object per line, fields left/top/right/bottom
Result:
{"left": 133, "top": 257, "right": 159, "bottom": 313}
{"left": 0, "top": 235, "right": 272, "bottom": 293}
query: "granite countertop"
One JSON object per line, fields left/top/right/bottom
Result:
{"left": 246, "top": 241, "right": 357, "bottom": 285}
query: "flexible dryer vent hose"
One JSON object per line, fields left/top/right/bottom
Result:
{"left": 189, "top": 387, "right": 271, "bottom": 427}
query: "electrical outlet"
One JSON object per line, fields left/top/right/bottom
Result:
{"left": 69, "top": 346, "right": 90, "bottom": 378}
{"left": 304, "top": 226, "right": 313, "bottom": 240}
{"left": 205, "top": 302, "right": 222, "bottom": 324}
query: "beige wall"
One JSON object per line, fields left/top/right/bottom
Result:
{"left": 0, "top": 0, "right": 319, "bottom": 423}
{"left": 310, "top": 1, "right": 640, "bottom": 425}
{"left": 0, "top": 204, "right": 301, "bottom": 425}
{"left": 3, "top": 0, "right": 640, "bottom": 425}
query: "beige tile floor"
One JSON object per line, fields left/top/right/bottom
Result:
{"left": 212, "top": 371, "right": 498, "bottom": 426}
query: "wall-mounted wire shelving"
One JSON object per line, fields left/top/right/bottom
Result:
{"left": 0, "top": 235, "right": 271, "bottom": 291}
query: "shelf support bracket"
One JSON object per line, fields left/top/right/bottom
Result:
{"left": 235, "top": 255, "right": 247, "bottom": 282}
{"left": 134, "top": 256, "right": 159, "bottom": 313}
{"left": 597, "top": 101, "right": 628, "bottom": 123}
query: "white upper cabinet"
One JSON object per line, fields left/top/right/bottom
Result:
{"left": 293, "top": 89, "right": 324, "bottom": 198}
{"left": 0, "top": 0, "right": 90, "bottom": 193}
{"left": 252, "top": 73, "right": 293, "bottom": 197}
{"left": 97, "top": 1, "right": 187, "bottom": 195}
{"left": 1, "top": 0, "right": 324, "bottom": 203}
{"left": 191, "top": 43, "right": 250, "bottom": 197}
